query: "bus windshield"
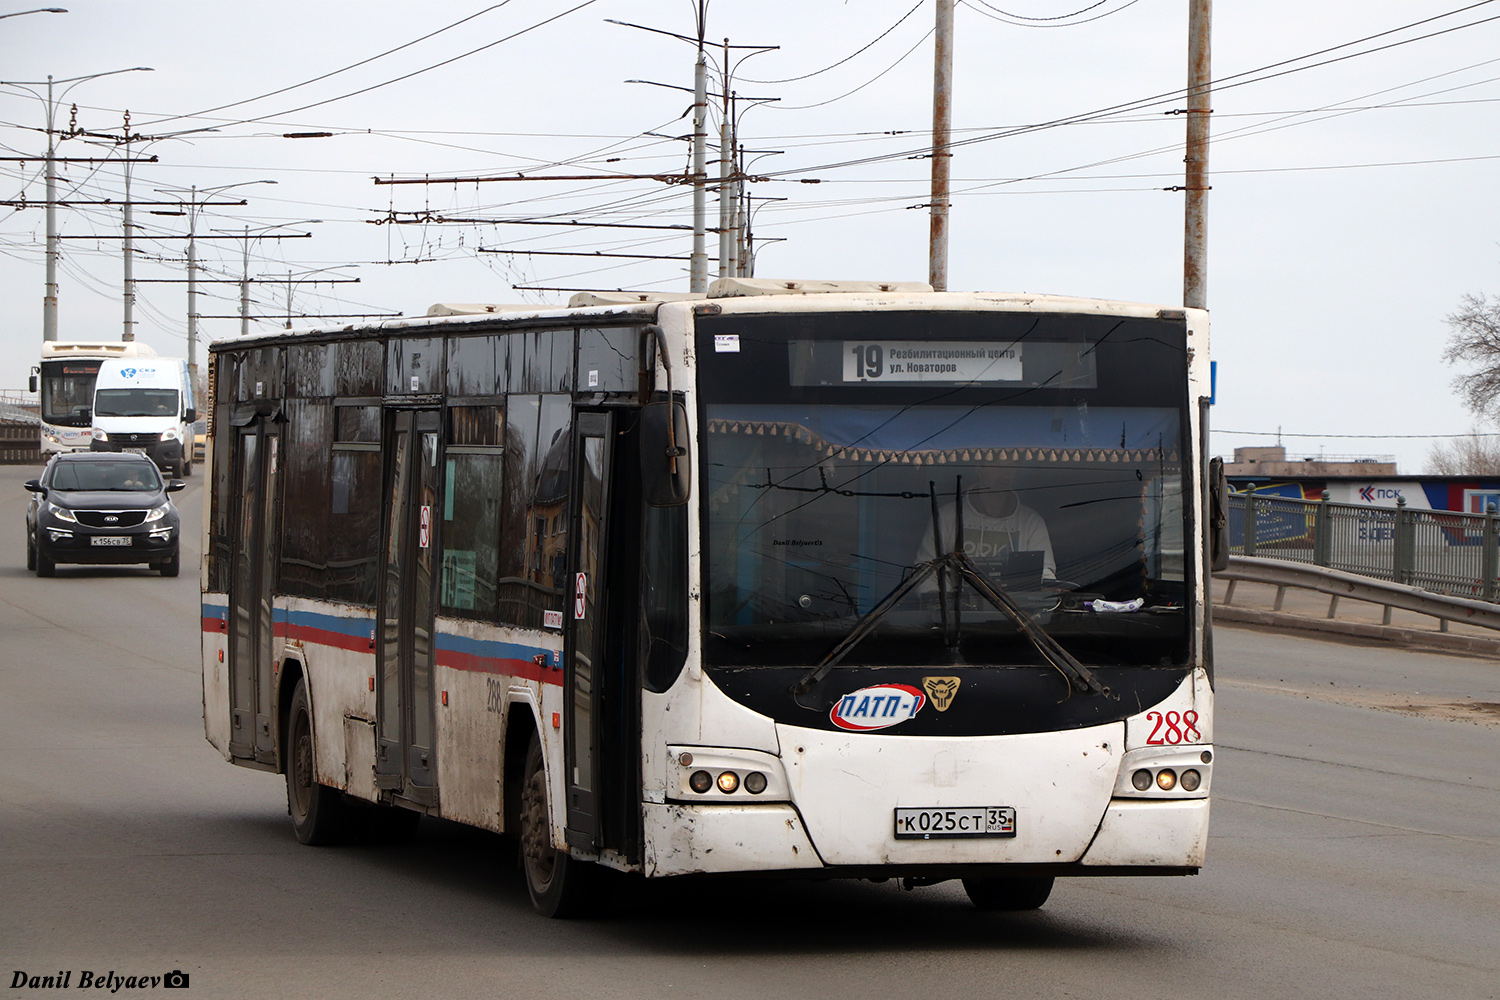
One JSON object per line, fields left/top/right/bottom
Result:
{"left": 94, "top": 388, "right": 179, "bottom": 418}
{"left": 39, "top": 361, "right": 100, "bottom": 426}
{"left": 697, "top": 311, "right": 1192, "bottom": 669}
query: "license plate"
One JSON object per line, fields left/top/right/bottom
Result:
{"left": 91, "top": 535, "right": 131, "bottom": 547}
{"left": 124, "top": 447, "right": 147, "bottom": 455}
{"left": 894, "top": 806, "right": 1016, "bottom": 839}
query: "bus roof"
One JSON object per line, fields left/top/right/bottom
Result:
{"left": 210, "top": 283, "right": 1200, "bottom": 353}
{"left": 40, "top": 341, "right": 158, "bottom": 360}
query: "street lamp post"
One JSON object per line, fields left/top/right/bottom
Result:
{"left": 0, "top": 64, "right": 153, "bottom": 341}
{"left": 280, "top": 266, "right": 354, "bottom": 329}
{"left": 212, "top": 221, "right": 320, "bottom": 335}
{"left": 155, "top": 180, "right": 276, "bottom": 384}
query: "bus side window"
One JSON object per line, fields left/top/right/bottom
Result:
{"left": 642, "top": 501, "right": 688, "bottom": 693}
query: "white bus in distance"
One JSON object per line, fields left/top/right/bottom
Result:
{"left": 200, "top": 279, "right": 1223, "bottom": 917}
{"left": 30, "top": 341, "right": 158, "bottom": 458}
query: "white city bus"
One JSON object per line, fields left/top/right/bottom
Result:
{"left": 201, "top": 280, "right": 1220, "bottom": 917}
{"left": 30, "top": 341, "right": 158, "bottom": 458}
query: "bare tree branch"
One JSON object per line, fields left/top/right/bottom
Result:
{"left": 1426, "top": 425, "right": 1500, "bottom": 475}
{"left": 1444, "top": 292, "right": 1500, "bottom": 419}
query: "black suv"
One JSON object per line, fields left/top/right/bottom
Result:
{"left": 24, "top": 452, "right": 184, "bottom": 577}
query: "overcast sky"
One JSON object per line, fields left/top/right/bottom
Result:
{"left": 2, "top": 0, "right": 1497, "bottom": 472}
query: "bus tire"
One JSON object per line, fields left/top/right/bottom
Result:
{"left": 285, "top": 678, "right": 350, "bottom": 846}
{"left": 962, "top": 875, "right": 1055, "bottom": 911}
{"left": 519, "top": 732, "right": 597, "bottom": 918}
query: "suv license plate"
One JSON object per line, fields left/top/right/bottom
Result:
{"left": 894, "top": 806, "right": 1016, "bottom": 839}
{"left": 91, "top": 536, "right": 131, "bottom": 547}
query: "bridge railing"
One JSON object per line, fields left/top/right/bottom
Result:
{"left": 1228, "top": 491, "right": 1500, "bottom": 602}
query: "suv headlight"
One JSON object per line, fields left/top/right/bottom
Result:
{"left": 47, "top": 502, "right": 77, "bottom": 523}
{"left": 91, "top": 428, "right": 107, "bottom": 441}
{"left": 144, "top": 503, "right": 171, "bottom": 523}
{"left": 160, "top": 427, "right": 179, "bottom": 442}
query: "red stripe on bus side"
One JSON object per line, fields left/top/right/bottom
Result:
{"left": 201, "top": 617, "right": 562, "bottom": 687}
{"left": 277, "top": 621, "right": 371, "bottom": 653}
{"left": 435, "top": 648, "right": 563, "bottom": 687}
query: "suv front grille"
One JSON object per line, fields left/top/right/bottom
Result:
{"left": 75, "top": 510, "right": 148, "bottom": 528}
{"left": 107, "top": 432, "right": 159, "bottom": 447}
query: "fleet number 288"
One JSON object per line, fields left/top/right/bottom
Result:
{"left": 1145, "top": 710, "right": 1201, "bottom": 745}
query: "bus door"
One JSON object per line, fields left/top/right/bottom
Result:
{"left": 563, "top": 411, "right": 615, "bottom": 849}
{"left": 375, "top": 407, "right": 441, "bottom": 804}
{"left": 227, "top": 417, "right": 280, "bottom": 765}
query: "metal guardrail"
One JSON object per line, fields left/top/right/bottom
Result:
{"left": 1217, "top": 554, "right": 1500, "bottom": 633}
{"left": 1229, "top": 491, "right": 1500, "bottom": 601}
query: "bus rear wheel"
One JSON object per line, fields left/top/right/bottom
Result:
{"left": 962, "top": 875, "right": 1055, "bottom": 911}
{"left": 519, "top": 732, "right": 598, "bottom": 918}
{"left": 285, "top": 678, "right": 350, "bottom": 845}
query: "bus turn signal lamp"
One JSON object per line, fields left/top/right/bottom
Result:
{"left": 1180, "top": 769, "right": 1202, "bottom": 792}
{"left": 1156, "top": 769, "right": 1177, "bottom": 791}
{"left": 716, "top": 771, "right": 740, "bottom": 794}
{"left": 689, "top": 770, "right": 713, "bottom": 794}
{"left": 743, "top": 771, "right": 768, "bottom": 795}
{"left": 1131, "top": 769, "right": 1153, "bottom": 791}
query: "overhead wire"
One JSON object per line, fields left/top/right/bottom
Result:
{"left": 738, "top": 1, "right": 927, "bottom": 84}
{"left": 137, "top": 3, "right": 518, "bottom": 129}
{"left": 962, "top": 0, "right": 1142, "bottom": 28}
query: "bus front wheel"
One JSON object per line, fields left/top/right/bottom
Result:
{"left": 962, "top": 875, "right": 1055, "bottom": 911}
{"left": 519, "top": 732, "right": 597, "bottom": 918}
{"left": 285, "top": 679, "right": 350, "bottom": 845}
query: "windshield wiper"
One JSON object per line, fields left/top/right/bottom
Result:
{"left": 793, "top": 476, "right": 1110, "bottom": 698}
{"left": 953, "top": 551, "right": 1109, "bottom": 697}
{"left": 791, "top": 549, "right": 1109, "bottom": 697}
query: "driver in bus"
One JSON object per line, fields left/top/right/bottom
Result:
{"left": 915, "top": 464, "right": 1056, "bottom": 586}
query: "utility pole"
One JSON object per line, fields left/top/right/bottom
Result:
{"left": 43, "top": 77, "right": 59, "bottom": 341}
{"left": 928, "top": 0, "right": 955, "bottom": 291}
{"left": 1183, "top": 0, "right": 1212, "bottom": 310}
{"left": 690, "top": 45, "right": 709, "bottom": 292}
{"left": 718, "top": 40, "right": 735, "bottom": 278}
{"left": 0, "top": 65, "right": 153, "bottom": 341}
{"left": 241, "top": 227, "right": 252, "bottom": 336}
{"left": 121, "top": 111, "right": 136, "bottom": 341}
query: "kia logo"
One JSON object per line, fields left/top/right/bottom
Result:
{"left": 104, "top": 515, "right": 118, "bottom": 523}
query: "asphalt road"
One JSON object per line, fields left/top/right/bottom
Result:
{"left": 1, "top": 463, "right": 1496, "bottom": 1000}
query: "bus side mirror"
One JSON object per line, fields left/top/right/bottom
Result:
{"left": 28, "top": 373, "right": 38, "bottom": 393}
{"left": 1209, "top": 456, "right": 1230, "bottom": 572}
{"left": 185, "top": 407, "right": 197, "bottom": 423}
{"left": 641, "top": 399, "right": 690, "bottom": 507}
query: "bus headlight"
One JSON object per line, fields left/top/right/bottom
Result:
{"left": 669, "top": 745, "right": 790, "bottom": 803}
{"left": 91, "top": 428, "right": 107, "bottom": 442}
{"left": 160, "top": 427, "right": 179, "bottom": 442}
{"left": 1115, "top": 747, "right": 1212, "bottom": 799}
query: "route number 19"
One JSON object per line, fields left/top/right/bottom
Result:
{"left": 850, "top": 344, "right": 883, "bottom": 379}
